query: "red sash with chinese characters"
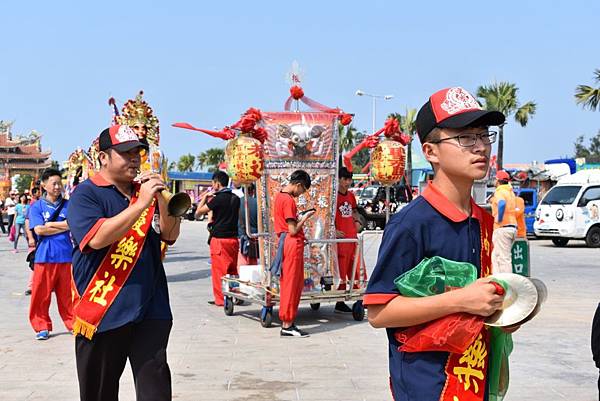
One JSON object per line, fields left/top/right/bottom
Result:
{"left": 73, "top": 188, "right": 155, "bottom": 340}
{"left": 439, "top": 205, "right": 494, "bottom": 401}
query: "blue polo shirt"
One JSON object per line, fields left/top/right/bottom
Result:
{"left": 364, "top": 182, "right": 493, "bottom": 401}
{"left": 68, "top": 174, "right": 172, "bottom": 333}
{"left": 29, "top": 197, "right": 72, "bottom": 263}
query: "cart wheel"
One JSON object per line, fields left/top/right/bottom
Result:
{"left": 260, "top": 306, "right": 273, "bottom": 328}
{"left": 224, "top": 297, "right": 234, "bottom": 316}
{"left": 352, "top": 301, "right": 365, "bottom": 321}
{"left": 310, "top": 303, "right": 320, "bottom": 311}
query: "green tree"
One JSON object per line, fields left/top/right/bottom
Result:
{"left": 15, "top": 174, "right": 33, "bottom": 193}
{"left": 177, "top": 154, "right": 196, "bottom": 172}
{"left": 351, "top": 131, "right": 371, "bottom": 172}
{"left": 574, "top": 131, "right": 600, "bottom": 162}
{"left": 197, "top": 147, "right": 225, "bottom": 172}
{"left": 574, "top": 135, "right": 591, "bottom": 158}
{"left": 50, "top": 160, "right": 61, "bottom": 171}
{"left": 476, "top": 82, "right": 537, "bottom": 170}
{"left": 168, "top": 161, "right": 177, "bottom": 171}
{"left": 575, "top": 69, "right": 600, "bottom": 111}
{"left": 338, "top": 123, "right": 358, "bottom": 153}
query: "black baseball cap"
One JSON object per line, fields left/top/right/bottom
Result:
{"left": 98, "top": 125, "right": 148, "bottom": 152}
{"left": 416, "top": 87, "right": 505, "bottom": 143}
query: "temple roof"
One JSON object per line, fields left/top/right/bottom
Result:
{"left": 0, "top": 132, "right": 51, "bottom": 159}
{"left": 0, "top": 123, "right": 53, "bottom": 172}
{"left": 2, "top": 161, "right": 52, "bottom": 170}
{"left": 0, "top": 132, "right": 21, "bottom": 147}
{"left": 0, "top": 151, "right": 51, "bottom": 160}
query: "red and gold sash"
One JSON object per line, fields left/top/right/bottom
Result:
{"left": 73, "top": 188, "right": 155, "bottom": 339}
{"left": 440, "top": 206, "right": 494, "bottom": 401}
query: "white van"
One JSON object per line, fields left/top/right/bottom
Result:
{"left": 534, "top": 169, "right": 600, "bottom": 247}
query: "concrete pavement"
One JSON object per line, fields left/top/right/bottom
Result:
{"left": 0, "top": 221, "right": 598, "bottom": 400}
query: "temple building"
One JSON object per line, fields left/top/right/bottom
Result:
{"left": 0, "top": 121, "right": 52, "bottom": 196}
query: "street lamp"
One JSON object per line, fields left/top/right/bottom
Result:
{"left": 355, "top": 89, "right": 395, "bottom": 223}
{"left": 355, "top": 89, "right": 394, "bottom": 134}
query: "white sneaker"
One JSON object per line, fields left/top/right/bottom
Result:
{"left": 280, "top": 324, "right": 310, "bottom": 338}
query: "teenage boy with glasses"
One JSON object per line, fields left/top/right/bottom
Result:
{"left": 364, "top": 87, "right": 509, "bottom": 401}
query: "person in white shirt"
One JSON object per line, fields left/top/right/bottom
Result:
{"left": 5, "top": 191, "right": 17, "bottom": 232}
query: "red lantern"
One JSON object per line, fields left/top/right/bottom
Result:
{"left": 370, "top": 138, "right": 406, "bottom": 185}
{"left": 225, "top": 133, "right": 264, "bottom": 184}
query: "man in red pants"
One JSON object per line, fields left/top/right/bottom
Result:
{"left": 28, "top": 168, "right": 73, "bottom": 340}
{"left": 334, "top": 167, "right": 362, "bottom": 313}
{"left": 271, "top": 170, "right": 314, "bottom": 337}
{"left": 196, "top": 170, "right": 240, "bottom": 306}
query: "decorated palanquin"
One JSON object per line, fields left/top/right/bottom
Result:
{"left": 259, "top": 111, "right": 341, "bottom": 291}
{"left": 113, "top": 91, "right": 167, "bottom": 180}
{"left": 73, "top": 91, "right": 167, "bottom": 188}
{"left": 65, "top": 147, "right": 95, "bottom": 196}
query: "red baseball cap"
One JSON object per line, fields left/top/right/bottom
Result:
{"left": 496, "top": 170, "right": 511, "bottom": 181}
{"left": 416, "top": 87, "right": 505, "bottom": 142}
{"left": 98, "top": 125, "right": 148, "bottom": 152}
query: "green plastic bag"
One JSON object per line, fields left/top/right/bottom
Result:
{"left": 394, "top": 256, "right": 478, "bottom": 297}
{"left": 394, "top": 256, "right": 511, "bottom": 401}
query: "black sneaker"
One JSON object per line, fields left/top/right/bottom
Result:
{"left": 280, "top": 324, "right": 310, "bottom": 338}
{"left": 334, "top": 302, "right": 352, "bottom": 313}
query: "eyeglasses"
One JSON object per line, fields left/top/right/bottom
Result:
{"left": 430, "top": 130, "right": 497, "bottom": 148}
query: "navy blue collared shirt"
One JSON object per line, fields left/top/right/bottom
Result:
{"left": 68, "top": 174, "right": 172, "bottom": 333}
{"left": 364, "top": 182, "right": 493, "bottom": 401}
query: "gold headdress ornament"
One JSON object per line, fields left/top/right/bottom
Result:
{"left": 117, "top": 90, "right": 160, "bottom": 146}
{"left": 87, "top": 137, "right": 100, "bottom": 171}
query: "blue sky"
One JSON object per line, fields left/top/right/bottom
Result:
{"left": 1, "top": 0, "right": 598, "bottom": 166}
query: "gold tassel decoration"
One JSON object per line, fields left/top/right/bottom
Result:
{"left": 72, "top": 317, "right": 97, "bottom": 340}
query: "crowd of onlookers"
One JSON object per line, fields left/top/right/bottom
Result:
{"left": 0, "top": 187, "right": 42, "bottom": 253}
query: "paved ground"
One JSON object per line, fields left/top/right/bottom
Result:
{"left": 0, "top": 221, "right": 598, "bottom": 400}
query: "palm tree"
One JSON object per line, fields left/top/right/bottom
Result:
{"left": 197, "top": 147, "right": 225, "bottom": 172}
{"left": 476, "top": 82, "right": 537, "bottom": 170}
{"left": 176, "top": 154, "right": 196, "bottom": 172}
{"left": 338, "top": 123, "right": 358, "bottom": 153}
{"left": 575, "top": 69, "right": 600, "bottom": 111}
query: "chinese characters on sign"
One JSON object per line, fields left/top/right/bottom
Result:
{"left": 511, "top": 239, "right": 530, "bottom": 276}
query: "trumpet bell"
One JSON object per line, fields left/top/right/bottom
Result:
{"left": 162, "top": 191, "right": 191, "bottom": 217}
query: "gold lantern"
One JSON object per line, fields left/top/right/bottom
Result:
{"left": 225, "top": 133, "right": 264, "bottom": 184}
{"left": 370, "top": 138, "right": 406, "bottom": 185}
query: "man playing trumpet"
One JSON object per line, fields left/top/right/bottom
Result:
{"left": 68, "top": 125, "right": 181, "bottom": 401}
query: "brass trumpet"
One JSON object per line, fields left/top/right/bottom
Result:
{"left": 135, "top": 172, "right": 191, "bottom": 217}
{"left": 160, "top": 189, "right": 192, "bottom": 217}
